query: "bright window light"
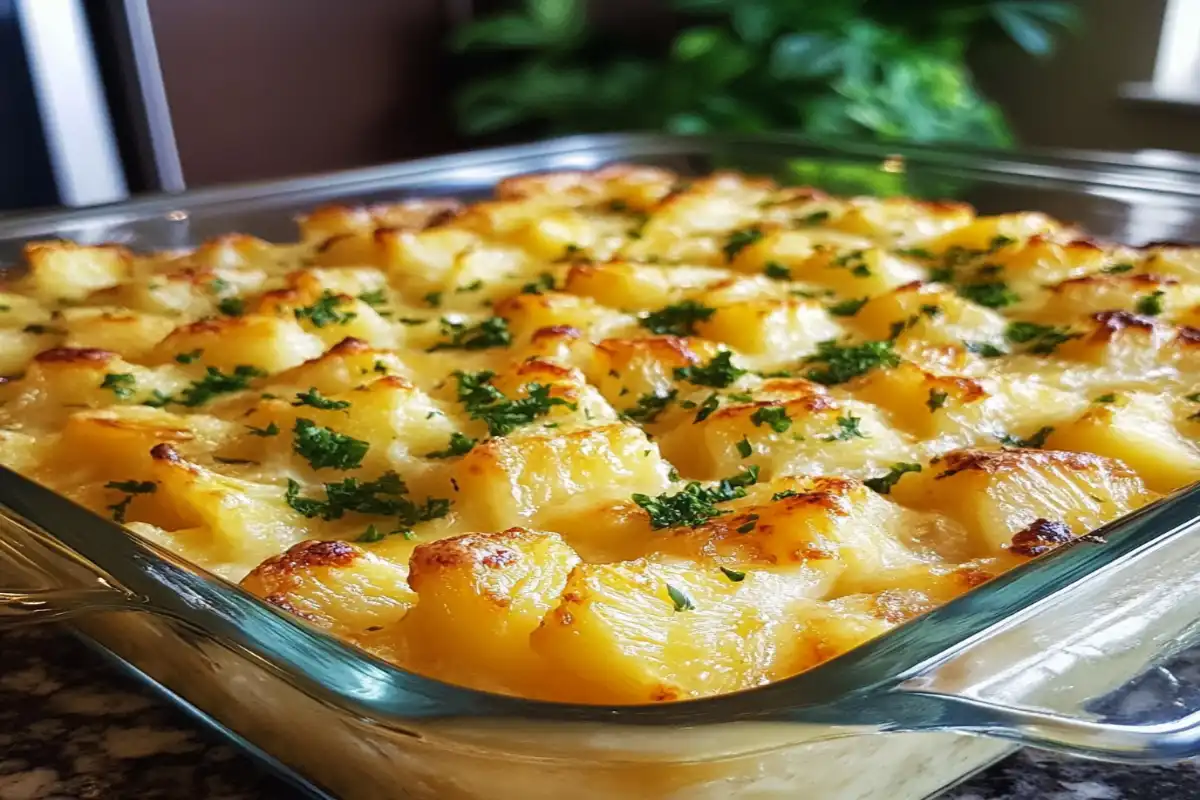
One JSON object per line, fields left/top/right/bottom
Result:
{"left": 1153, "top": 0, "right": 1200, "bottom": 97}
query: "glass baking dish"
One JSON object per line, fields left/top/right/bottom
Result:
{"left": 3, "top": 133, "right": 1200, "bottom": 800}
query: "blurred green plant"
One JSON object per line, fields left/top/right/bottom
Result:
{"left": 451, "top": 0, "right": 1079, "bottom": 147}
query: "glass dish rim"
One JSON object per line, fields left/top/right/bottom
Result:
{"left": 1, "top": 132, "right": 1199, "bottom": 734}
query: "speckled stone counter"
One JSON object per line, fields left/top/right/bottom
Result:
{"left": 2, "top": 626, "right": 1198, "bottom": 800}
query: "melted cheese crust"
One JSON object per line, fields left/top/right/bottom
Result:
{"left": 2, "top": 166, "right": 1194, "bottom": 704}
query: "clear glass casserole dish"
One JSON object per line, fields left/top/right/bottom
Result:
{"left": 3, "top": 133, "right": 1200, "bottom": 800}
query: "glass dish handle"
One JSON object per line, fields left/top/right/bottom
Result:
{"left": 881, "top": 504, "right": 1200, "bottom": 763}
{"left": 0, "top": 513, "right": 144, "bottom": 627}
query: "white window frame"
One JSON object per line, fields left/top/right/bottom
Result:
{"left": 1152, "top": 0, "right": 1200, "bottom": 99}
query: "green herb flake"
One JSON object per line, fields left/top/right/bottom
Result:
{"left": 896, "top": 248, "right": 935, "bottom": 260}
{"left": 674, "top": 351, "right": 746, "bottom": 389}
{"left": 284, "top": 472, "right": 449, "bottom": 528}
{"left": 958, "top": 282, "right": 1020, "bottom": 309}
{"left": 622, "top": 390, "right": 678, "bottom": 424}
{"left": 764, "top": 261, "right": 792, "bottom": 280}
{"left": 175, "top": 349, "right": 203, "bottom": 365}
{"left": 798, "top": 210, "right": 830, "bottom": 226}
{"left": 208, "top": 278, "right": 231, "bottom": 295}
{"left": 357, "top": 524, "right": 385, "bottom": 543}
{"left": 246, "top": 422, "right": 280, "bottom": 437}
{"left": 175, "top": 365, "right": 266, "bottom": 407}
{"left": 863, "top": 463, "right": 922, "bottom": 495}
{"left": 1102, "top": 263, "right": 1134, "bottom": 274}
{"left": 427, "top": 316, "right": 512, "bottom": 352}
{"left": 217, "top": 297, "right": 245, "bottom": 317}
{"left": 100, "top": 373, "right": 137, "bottom": 400}
{"left": 666, "top": 583, "right": 695, "bottom": 612}
{"left": 1093, "top": 393, "right": 1117, "bottom": 403}
{"left": 736, "top": 436, "right": 752, "bottom": 458}
{"left": 825, "top": 413, "right": 867, "bottom": 441}
{"left": 1004, "top": 321, "right": 1079, "bottom": 355}
{"left": 104, "top": 479, "right": 156, "bottom": 523}
{"left": 639, "top": 300, "right": 716, "bottom": 336}
{"left": 999, "top": 426, "right": 1055, "bottom": 449}
{"left": 292, "top": 387, "right": 351, "bottom": 411}
{"left": 357, "top": 289, "right": 388, "bottom": 307}
{"left": 693, "top": 392, "right": 721, "bottom": 423}
{"left": 750, "top": 405, "right": 792, "bottom": 433}
{"left": 455, "top": 279, "right": 484, "bottom": 294}
{"left": 426, "top": 432, "right": 478, "bottom": 459}
{"left": 804, "top": 339, "right": 901, "bottom": 385}
{"left": 827, "top": 297, "right": 869, "bottom": 317}
{"left": 926, "top": 389, "right": 948, "bottom": 413}
{"left": 632, "top": 466, "right": 759, "bottom": 530}
{"left": 720, "top": 566, "right": 746, "bottom": 582}
{"left": 292, "top": 418, "right": 369, "bottom": 470}
{"left": 452, "top": 370, "right": 575, "bottom": 437}
{"left": 722, "top": 226, "right": 764, "bottom": 262}
{"left": 964, "top": 341, "right": 1007, "bottom": 359}
{"left": 1135, "top": 290, "right": 1165, "bottom": 317}
{"left": 423, "top": 291, "right": 442, "bottom": 308}
{"left": 771, "top": 489, "right": 799, "bottom": 501}
{"left": 521, "top": 272, "right": 556, "bottom": 294}
{"left": 735, "top": 513, "right": 759, "bottom": 534}
{"left": 294, "top": 291, "right": 357, "bottom": 328}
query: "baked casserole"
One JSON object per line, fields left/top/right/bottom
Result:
{"left": 1, "top": 165, "right": 1197, "bottom": 705}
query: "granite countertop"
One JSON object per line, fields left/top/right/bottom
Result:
{"left": 1, "top": 627, "right": 1198, "bottom": 799}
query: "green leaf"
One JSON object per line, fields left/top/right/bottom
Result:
{"left": 451, "top": 15, "right": 549, "bottom": 52}
{"left": 731, "top": 2, "right": 779, "bottom": 45}
{"left": 527, "top": 0, "right": 585, "bottom": 37}
{"left": 991, "top": 2, "right": 1078, "bottom": 57}
{"left": 673, "top": 26, "right": 722, "bottom": 61}
{"left": 770, "top": 33, "right": 845, "bottom": 80}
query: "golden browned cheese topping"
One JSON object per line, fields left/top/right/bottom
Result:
{"left": 1, "top": 165, "right": 1195, "bottom": 704}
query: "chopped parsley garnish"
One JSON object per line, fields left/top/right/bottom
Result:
{"left": 957, "top": 282, "right": 1020, "bottom": 309}
{"left": 771, "top": 489, "right": 799, "bottom": 501}
{"left": 294, "top": 291, "right": 357, "bottom": 328}
{"left": 827, "top": 297, "right": 869, "bottom": 317}
{"left": 427, "top": 316, "right": 512, "bottom": 352}
{"left": 425, "top": 432, "right": 478, "bottom": 459}
{"left": 175, "top": 349, "right": 203, "bottom": 364}
{"left": 1094, "top": 393, "right": 1117, "bottom": 403}
{"left": 292, "top": 388, "right": 350, "bottom": 411}
{"left": 632, "top": 466, "right": 759, "bottom": 529}
{"left": 736, "top": 515, "right": 759, "bottom": 534}
{"left": 692, "top": 392, "right": 721, "bottom": 423}
{"left": 750, "top": 405, "right": 792, "bottom": 433}
{"left": 722, "top": 226, "right": 764, "bottom": 262}
{"left": 1102, "top": 263, "right": 1134, "bottom": 274}
{"left": 455, "top": 279, "right": 484, "bottom": 294}
{"left": 142, "top": 390, "right": 172, "bottom": 408}
{"left": 825, "top": 413, "right": 866, "bottom": 441}
{"left": 1135, "top": 290, "right": 1165, "bottom": 317}
{"left": 927, "top": 388, "right": 948, "bottom": 412}
{"left": 217, "top": 297, "right": 245, "bottom": 317}
{"left": 1004, "top": 321, "right": 1079, "bottom": 355}
{"left": 863, "top": 463, "right": 922, "bottom": 495}
{"left": 764, "top": 261, "right": 792, "bottom": 280}
{"left": 736, "top": 436, "right": 752, "bottom": 458}
{"left": 284, "top": 472, "right": 449, "bottom": 530}
{"left": 521, "top": 272, "right": 556, "bottom": 294}
{"left": 208, "top": 278, "right": 231, "bottom": 295}
{"left": 100, "top": 373, "right": 137, "bottom": 400}
{"left": 622, "top": 390, "right": 677, "bottom": 424}
{"left": 964, "top": 341, "right": 1007, "bottom": 358}
{"left": 674, "top": 351, "right": 746, "bottom": 388}
{"left": 640, "top": 300, "right": 716, "bottom": 336}
{"left": 292, "top": 418, "right": 369, "bottom": 470}
{"left": 357, "top": 289, "right": 388, "bottom": 307}
{"left": 804, "top": 339, "right": 900, "bottom": 385}
{"left": 666, "top": 583, "right": 695, "bottom": 612}
{"left": 104, "top": 479, "right": 156, "bottom": 523}
{"left": 999, "top": 426, "right": 1054, "bottom": 449}
{"left": 896, "top": 248, "right": 935, "bottom": 260}
{"left": 832, "top": 250, "right": 872, "bottom": 277}
{"left": 423, "top": 291, "right": 442, "bottom": 308}
{"left": 452, "top": 370, "right": 575, "bottom": 437}
{"left": 920, "top": 304, "right": 942, "bottom": 318}
{"left": 720, "top": 566, "right": 746, "bottom": 582}
{"left": 246, "top": 422, "right": 280, "bottom": 437}
{"left": 357, "top": 524, "right": 384, "bottom": 543}
{"left": 798, "top": 210, "right": 830, "bottom": 226}
{"left": 175, "top": 365, "right": 266, "bottom": 407}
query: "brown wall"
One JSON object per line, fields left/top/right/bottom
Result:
{"left": 148, "top": 0, "right": 456, "bottom": 187}
{"left": 975, "top": 0, "right": 1200, "bottom": 153}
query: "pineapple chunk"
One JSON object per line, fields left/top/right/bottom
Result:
{"left": 54, "top": 406, "right": 229, "bottom": 479}
{"left": 152, "top": 316, "right": 325, "bottom": 374}
{"left": 695, "top": 298, "right": 843, "bottom": 366}
{"left": 394, "top": 528, "right": 580, "bottom": 696}
{"left": 892, "top": 448, "right": 1154, "bottom": 557}
{"left": 241, "top": 540, "right": 414, "bottom": 635}
{"left": 531, "top": 557, "right": 829, "bottom": 703}
{"left": 656, "top": 379, "right": 912, "bottom": 481}
{"left": 22, "top": 241, "right": 130, "bottom": 301}
{"left": 448, "top": 423, "right": 673, "bottom": 532}
{"left": 1046, "top": 392, "right": 1200, "bottom": 492}
{"left": 60, "top": 307, "right": 176, "bottom": 359}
